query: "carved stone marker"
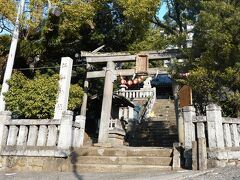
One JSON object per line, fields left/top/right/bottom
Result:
{"left": 179, "top": 85, "right": 192, "bottom": 108}
{"left": 54, "top": 57, "right": 73, "bottom": 119}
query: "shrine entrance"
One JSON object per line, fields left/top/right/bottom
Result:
{"left": 79, "top": 49, "right": 181, "bottom": 147}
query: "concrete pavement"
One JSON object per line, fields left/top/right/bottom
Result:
{"left": 0, "top": 169, "right": 215, "bottom": 180}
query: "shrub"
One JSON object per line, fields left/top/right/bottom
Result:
{"left": 4, "top": 71, "right": 83, "bottom": 119}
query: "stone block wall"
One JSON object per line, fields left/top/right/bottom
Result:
{"left": 0, "top": 156, "right": 72, "bottom": 172}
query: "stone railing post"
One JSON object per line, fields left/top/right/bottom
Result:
{"left": 178, "top": 111, "right": 184, "bottom": 144}
{"left": 196, "top": 121, "right": 207, "bottom": 170}
{"left": 128, "top": 107, "right": 134, "bottom": 120}
{"left": 206, "top": 104, "right": 224, "bottom": 149}
{"left": 182, "top": 106, "right": 196, "bottom": 149}
{"left": 0, "top": 111, "right": 11, "bottom": 151}
{"left": 58, "top": 110, "right": 73, "bottom": 149}
{"left": 73, "top": 115, "right": 86, "bottom": 147}
{"left": 182, "top": 106, "right": 196, "bottom": 168}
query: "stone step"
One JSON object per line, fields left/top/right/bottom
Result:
{"left": 133, "top": 132, "right": 177, "bottom": 135}
{"left": 135, "top": 130, "right": 171, "bottom": 134}
{"left": 131, "top": 140, "right": 176, "bottom": 143}
{"left": 140, "top": 124, "right": 176, "bottom": 127}
{"left": 76, "top": 147, "right": 173, "bottom": 157}
{"left": 129, "top": 143, "right": 174, "bottom": 147}
{"left": 131, "top": 137, "right": 177, "bottom": 141}
{"left": 131, "top": 139, "right": 178, "bottom": 143}
{"left": 77, "top": 156, "right": 172, "bottom": 166}
{"left": 134, "top": 132, "right": 177, "bottom": 136}
{"left": 148, "top": 119, "right": 176, "bottom": 122}
{"left": 146, "top": 120, "right": 175, "bottom": 122}
{"left": 136, "top": 128, "right": 177, "bottom": 132}
{"left": 129, "top": 140, "right": 176, "bottom": 148}
{"left": 141, "top": 125, "right": 177, "bottom": 129}
{"left": 74, "top": 164, "right": 172, "bottom": 173}
{"left": 130, "top": 137, "right": 178, "bottom": 142}
{"left": 135, "top": 133, "right": 178, "bottom": 137}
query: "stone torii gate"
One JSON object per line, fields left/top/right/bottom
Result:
{"left": 79, "top": 49, "right": 180, "bottom": 145}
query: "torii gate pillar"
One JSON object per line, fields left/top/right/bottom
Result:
{"left": 98, "top": 61, "right": 115, "bottom": 144}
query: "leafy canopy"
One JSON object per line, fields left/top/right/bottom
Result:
{"left": 173, "top": 0, "right": 240, "bottom": 117}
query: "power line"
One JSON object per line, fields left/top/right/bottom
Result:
{"left": 13, "top": 64, "right": 86, "bottom": 71}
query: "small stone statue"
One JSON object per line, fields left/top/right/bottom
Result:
{"left": 143, "top": 77, "right": 152, "bottom": 89}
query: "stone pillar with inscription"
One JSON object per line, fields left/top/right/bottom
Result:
{"left": 54, "top": 57, "right": 73, "bottom": 119}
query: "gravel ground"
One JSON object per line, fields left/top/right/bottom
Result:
{"left": 1, "top": 166, "right": 240, "bottom": 180}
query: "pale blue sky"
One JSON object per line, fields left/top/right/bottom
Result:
{"left": 158, "top": 2, "right": 167, "bottom": 20}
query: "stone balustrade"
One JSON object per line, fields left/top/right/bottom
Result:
{"left": 116, "top": 89, "right": 155, "bottom": 99}
{"left": 182, "top": 104, "right": 240, "bottom": 169}
{"left": 116, "top": 88, "right": 156, "bottom": 121}
{"left": 0, "top": 111, "right": 85, "bottom": 158}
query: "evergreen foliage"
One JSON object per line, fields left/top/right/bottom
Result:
{"left": 173, "top": 0, "right": 240, "bottom": 117}
{"left": 4, "top": 72, "right": 83, "bottom": 119}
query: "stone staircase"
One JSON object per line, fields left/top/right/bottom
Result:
{"left": 66, "top": 99, "right": 179, "bottom": 173}
{"left": 127, "top": 98, "right": 178, "bottom": 147}
{"left": 70, "top": 146, "right": 173, "bottom": 173}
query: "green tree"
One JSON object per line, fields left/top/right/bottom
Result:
{"left": 0, "top": 35, "right": 11, "bottom": 81}
{"left": 173, "top": 0, "right": 240, "bottom": 117}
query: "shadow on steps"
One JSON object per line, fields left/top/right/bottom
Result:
{"left": 126, "top": 120, "right": 178, "bottom": 147}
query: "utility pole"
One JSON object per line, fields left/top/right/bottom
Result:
{"left": 0, "top": 0, "right": 26, "bottom": 111}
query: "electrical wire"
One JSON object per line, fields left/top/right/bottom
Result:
{"left": 13, "top": 64, "right": 86, "bottom": 71}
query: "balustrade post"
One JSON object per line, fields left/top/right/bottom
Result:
{"left": 128, "top": 107, "right": 134, "bottom": 119}
{"left": 223, "top": 123, "right": 232, "bottom": 147}
{"left": 58, "top": 110, "right": 73, "bottom": 149}
{"left": 17, "top": 125, "right": 28, "bottom": 146}
{"left": 182, "top": 106, "right": 196, "bottom": 168}
{"left": 73, "top": 115, "right": 86, "bottom": 147}
{"left": 27, "top": 125, "right": 38, "bottom": 146}
{"left": 182, "top": 106, "right": 196, "bottom": 148}
{"left": 197, "top": 122, "right": 207, "bottom": 170}
{"left": 0, "top": 111, "right": 11, "bottom": 150}
{"left": 230, "top": 124, "right": 239, "bottom": 147}
{"left": 206, "top": 104, "right": 224, "bottom": 149}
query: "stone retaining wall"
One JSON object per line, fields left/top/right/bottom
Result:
{"left": 0, "top": 156, "right": 72, "bottom": 172}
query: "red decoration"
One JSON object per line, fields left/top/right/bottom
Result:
{"left": 120, "top": 75, "right": 145, "bottom": 87}
{"left": 133, "top": 79, "right": 138, "bottom": 84}
{"left": 127, "top": 80, "right": 133, "bottom": 86}
{"left": 120, "top": 79, "right": 126, "bottom": 85}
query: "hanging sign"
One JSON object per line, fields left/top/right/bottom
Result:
{"left": 136, "top": 54, "right": 149, "bottom": 75}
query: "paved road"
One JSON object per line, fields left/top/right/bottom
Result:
{"left": 0, "top": 166, "right": 240, "bottom": 180}
{"left": 186, "top": 166, "right": 240, "bottom": 180}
